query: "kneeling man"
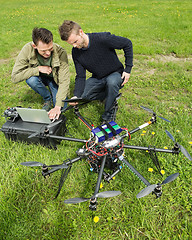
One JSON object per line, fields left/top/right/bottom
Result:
{"left": 12, "top": 27, "right": 70, "bottom": 119}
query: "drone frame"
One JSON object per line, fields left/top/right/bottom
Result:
{"left": 20, "top": 100, "right": 191, "bottom": 211}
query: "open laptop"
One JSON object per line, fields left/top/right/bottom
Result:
{"left": 16, "top": 108, "right": 51, "bottom": 124}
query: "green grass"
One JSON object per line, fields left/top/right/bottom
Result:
{"left": 0, "top": 0, "right": 192, "bottom": 239}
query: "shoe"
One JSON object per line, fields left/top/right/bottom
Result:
{"left": 42, "top": 101, "right": 52, "bottom": 111}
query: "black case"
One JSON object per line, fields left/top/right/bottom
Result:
{"left": 1, "top": 114, "right": 67, "bottom": 149}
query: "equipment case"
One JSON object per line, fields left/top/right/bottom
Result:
{"left": 1, "top": 110, "right": 67, "bottom": 149}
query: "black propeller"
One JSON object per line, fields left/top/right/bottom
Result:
{"left": 165, "top": 130, "right": 192, "bottom": 161}
{"left": 140, "top": 105, "right": 171, "bottom": 122}
{"left": 64, "top": 190, "right": 121, "bottom": 204}
{"left": 136, "top": 172, "right": 179, "bottom": 199}
{"left": 21, "top": 161, "right": 68, "bottom": 169}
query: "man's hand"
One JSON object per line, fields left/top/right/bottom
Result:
{"left": 121, "top": 72, "right": 131, "bottom": 86}
{"left": 38, "top": 66, "right": 52, "bottom": 75}
{"left": 48, "top": 106, "right": 61, "bottom": 120}
{"left": 69, "top": 96, "right": 79, "bottom": 106}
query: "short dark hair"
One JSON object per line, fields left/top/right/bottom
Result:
{"left": 59, "top": 20, "right": 81, "bottom": 41}
{"left": 32, "top": 27, "right": 53, "bottom": 46}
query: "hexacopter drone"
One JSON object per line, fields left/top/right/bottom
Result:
{"left": 17, "top": 98, "right": 191, "bottom": 211}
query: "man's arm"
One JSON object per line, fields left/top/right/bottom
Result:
{"left": 11, "top": 43, "right": 39, "bottom": 83}
{"left": 105, "top": 33, "right": 133, "bottom": 85}
{"left": 72, "top": 50, "right": 86, "bottom": 98}
{"left": 106, "top": 33, "right": 133, "bottom": 72}
{"left": 48, "top": 46, "right": 70, "bottom": 119}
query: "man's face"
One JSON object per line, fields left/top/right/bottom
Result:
{"left": 33, "top": 40, "right": 53, "bottom": 58}
{"left": 67, "top": 30, "right": 86, "bottom": 49}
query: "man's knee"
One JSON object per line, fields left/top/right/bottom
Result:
{"left": 106, "top": 72, "right": 122, "bottom": 88}
{"left": 26, "top": 76, "right": 40, "bottom": 88}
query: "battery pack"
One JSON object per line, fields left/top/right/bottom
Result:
{"left": 91, "top": 121, "right": 122, "bottom": 143}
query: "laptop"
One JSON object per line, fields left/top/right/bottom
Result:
{"left": 16, "top": 108, "right": 51, "bottom": 124}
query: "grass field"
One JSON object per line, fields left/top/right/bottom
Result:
{"left": 0, "top": 0, "right": 192, "bottom": 239}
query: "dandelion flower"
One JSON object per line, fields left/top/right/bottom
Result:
{"left": 142, "top": 130, "right": 146, "bottom": 133}
{"left": 152, "top": 132, "right": 155, "bottom": 135}
{"left": 141, "top": 134, "right": 145, "bottom": 136}
{"left": 161, "top": 170, "right": 165, "bottom": 175}
{"left": 164, "top": 147, "right": 168, "bottom": 149}
{"left": 148, "top": 168, "right": 153, "bottom": 172}
{"left": 94, "top": 216, "right": 99, "bottom": 223}
{"left": 100, "top": 183, "right": 103, "bottom": 189}
{"left": 176, "top": 130, "right": 180, "bottom": 133}
{"left": 189, "top": 142, "right": 192, "bottom": 145}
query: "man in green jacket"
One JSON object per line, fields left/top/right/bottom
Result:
{"left": 12, "top": 27, "right": 70, "bottom": 120}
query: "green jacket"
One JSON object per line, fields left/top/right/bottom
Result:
{"left": 11, "top": 42, "right": 70, "bottom": 107}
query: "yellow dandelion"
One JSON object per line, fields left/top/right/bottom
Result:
{"left": 161, "top": 170, "right": 165, "bottom": 175}
{"left": 189, "top": 142, "right": 192, "bottom": 145}
{"left": 176, "top": 130, "right": 180, "bottom": 133}
{"left": 148, "top": 168, "right": 153, "bottom": 172}
{"left": 100, "top": 183, "right": 103, "bottom": 189}
{"left": 164, "top": 147, "right": 168, "bottom": 149}
{"left": 152, "top": 132, "right": 155, "bottom": 135}
{"left": 94, "top": 216, "right": 99, "bottom": 223}
{"left": 141, "top": 134, "right": 145, "bottom": 136}
{"left": 146, "top": 150, "right": 149, "bottom": 153}
{"left": 112, "top": 177, "right": 115, "bottom": 180}
{"left": 142, "top": 130, "right": 146, "bottom": 133}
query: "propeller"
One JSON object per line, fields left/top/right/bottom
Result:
{"left": 64, "top": 190, "right": 121, "bottom": 204}
{"left": 165, "top": 130, "right": 192, "bottom": 161}
{"left": 140, "top": 105, "right": 171, "bottom": 122}
{"left": 20, "top": 161, "right": 68, "bottom": 169}
{"left": 136, "top": 172, "right": 179, "bottom": 199}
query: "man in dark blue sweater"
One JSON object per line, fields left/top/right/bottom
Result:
{"left": 59, "top": 20, "right": 133, "bottom": 122}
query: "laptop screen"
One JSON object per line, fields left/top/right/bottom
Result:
{"left": 16, "top": 108, "right": 51, "bottom": 124}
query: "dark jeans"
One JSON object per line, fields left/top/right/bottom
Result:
{"left": 26, "top": 76, "right": 58, "bottom": 107}
{"left": 81, "top": 72, "right": 122, "bottom": 121}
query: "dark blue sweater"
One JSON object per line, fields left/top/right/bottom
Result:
{"left": 72, "top": 32, "right": 133, "bottom": 97}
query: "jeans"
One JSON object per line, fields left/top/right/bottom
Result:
{"left": 26, "top": 76, "right": 58, "bottom": 107}
{"left": 81, "top": 72, "right": 123, "bottom": 121}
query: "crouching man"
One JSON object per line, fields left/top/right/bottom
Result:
{"left": 12, "top": 27, "right": 70, "bottom": 120}
{"left": 59, "top": 20, "right": 133, "bottom": 123}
